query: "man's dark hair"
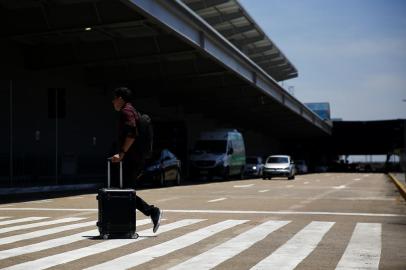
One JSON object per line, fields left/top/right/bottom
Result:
{"left": 113, "top": 87, "right": 133, "bottom": 102}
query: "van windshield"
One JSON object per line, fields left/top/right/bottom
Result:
{"left": 266, "top": 157, "right": 289, "bottom": 164}
{"left": 194, "top": 140, "right": 227, "bottom": 154}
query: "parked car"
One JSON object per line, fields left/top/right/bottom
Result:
{"left": 263, "top": 155, "right": 295, "bottom": 180}
{"left": 295, "top": 160, "right": 308, "bottom": 174}
{"left": 314, "top": 165, "right": 329, "bottom": 173}
{"left": 140, "top": 149, "right": 181, "bottom": 186}
{"left": 189, "top": 129, "right": 246, "bottom": 180}
{"left": 244, "top": 156, "right": 264, "bottom": 178}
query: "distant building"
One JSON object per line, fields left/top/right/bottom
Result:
{"left": 305, "top": 103, "right": 331, "bottom": 120}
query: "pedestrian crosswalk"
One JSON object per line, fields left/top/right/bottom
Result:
{"left": 167, "top": 220, "right": 290, "bottom": 270}
{"left": 250, "top": 221, "right": 335, "bottom": 270}
{"left": 335, "top": 223, "right": 381, "bottom": 270}
{"left": 0, "top": 216, "right": 382, "bottom": 269}
{"left": 0, "top": 217, "right": 48, "bottom": 226}
{"left": 0, "top": 217, "right": 84, "bottom": 234}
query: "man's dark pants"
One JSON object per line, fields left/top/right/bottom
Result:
{"left": 111, "top": 158, "right": 155, "bottom": 216}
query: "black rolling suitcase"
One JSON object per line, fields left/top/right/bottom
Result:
{"left": 96, "top": 158, "right": 138, "bottom": 239}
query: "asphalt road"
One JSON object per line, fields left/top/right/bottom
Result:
{"left": 0, "top": 173, "right": 405, "bottom": 269}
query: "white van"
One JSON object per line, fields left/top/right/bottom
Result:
{"left": 189, "top": 129, "right": 246, "bottom": 180}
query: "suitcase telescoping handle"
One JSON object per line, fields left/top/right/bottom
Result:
{"left": 107, "top": 158, "right": 123, "bottom": 188}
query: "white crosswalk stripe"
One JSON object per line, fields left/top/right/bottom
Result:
{"left": 335, "top": 223, "right": 381, "bottom": 270}
{"left": 0, "top": 219, "right": 150, "bottom": 260}
{"left": 0, "top": 217, "right": 84, "bottom": 234}
{"left": 2, "top": 219, "right": 205, "bottom": 270}
{"left": 0, "top": 220, "right": 95, "bottom": 245}
{"left": 0, "top": 216, "right": 384, "bottom": 270}
{"left": 167, "top": 220, "right": 290, "bottom": 270}
{"left": 84, "top": 220, "right": 248, "bottom": 270}
{"left": 250, "top": 221, "right": 335, "bottom": 270}
{"left": 0, "top": 217, "right": 48, "bottom": 226}
{"left": 0, "top": 217, "right": 10, "bottom": 220}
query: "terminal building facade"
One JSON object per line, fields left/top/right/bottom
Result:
{"left": 1, "top": 0, "right": 333, "bottom": 187}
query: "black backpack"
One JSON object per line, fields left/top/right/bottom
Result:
{"left": 135, "top": 111, "right": 153, "bottom": 158}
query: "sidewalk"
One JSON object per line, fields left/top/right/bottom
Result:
{"left": 388, "top": 172, "right": 406, "bottom": 200}
{"left": 392, "top": 173, "right": 406, "bottom": 185}
{"left": 0, "top": 183, "right": 101, "bottom": 196}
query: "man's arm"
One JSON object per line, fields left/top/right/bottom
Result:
{"left": 112, "top": 136, "right": 135, "bottom": 163}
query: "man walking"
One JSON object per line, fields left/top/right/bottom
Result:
{"left": 111, "top": 87, "right": 162, "bottom": 233}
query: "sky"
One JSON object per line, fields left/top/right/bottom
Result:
{"left": 239, "top": 0, "right": 406, "bottom": 121}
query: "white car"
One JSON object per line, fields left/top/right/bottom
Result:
{"left": 263, "top": 155, "right": 295, "bottom": 180}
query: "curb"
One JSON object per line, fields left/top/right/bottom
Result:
{"left": 387, "top": 173, "right": 406, "bottom": 200}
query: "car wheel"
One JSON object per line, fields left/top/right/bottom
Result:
{"left": 175, "top": 170, "right": 181, "bottom": 185}
{"left": 159, "top": 173, "right": 165, "bottom": 186}
{"left": 239, "top": 167, "right": 245, "bottom": 180}
{"left": 223, "top": 167, "right": 230, "bottom": 181}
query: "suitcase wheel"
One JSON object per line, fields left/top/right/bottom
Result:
{"left": 101, "top": 233, "right": 109, "bottom": 240}
{"left": 131, "top": 232, "right": 139, "bottom": 239}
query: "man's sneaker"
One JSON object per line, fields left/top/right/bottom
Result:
{"left": 151, "top": 208, "right": 162, "bottom": 233}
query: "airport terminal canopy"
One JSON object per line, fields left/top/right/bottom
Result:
{"left": 0, "top": 0, "right": 330, "bottom": 138}
{"left": 182, "top": 0, "right": 298, "bottom": 81}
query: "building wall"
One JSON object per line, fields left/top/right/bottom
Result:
{"left": 243, "top": 131, "right": 281, "bottom": 159}
{"left": 0, "top": 42, "right": 283, "bottom": 186}
{"left": 0, "top": 43, "right": 116, "bottom": 184}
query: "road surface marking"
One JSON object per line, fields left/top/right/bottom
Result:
{"left": 258, "top": 189, "right": 270, "bottom": 193}
{"left": 233, "top": 184, "right": 254, "bottom": 188}
{"left": 0, "top": 217, "right": 9, "bottom": 220}
{"left": 163, "top": 209, "right": 405, "bottom": 217}
{"left": 250, "top": 221, "right": 334, "bottom": 270}
{"left": 353, "top": 178, "right": 361, "bottom": 181}
{"left": 0, "top": 217, "right": 84, "bottom": 234}
{"left": 0, "top": 217, "right": 48, "bottom": 226}
{"left": 333, "top": 185, "right": 346, "bottom": 189}
{"left": 304, "top": 181, "right": 309, "bottom": 184}
{"left": 0, "top": 220, "right": 95, "bottom": 245}
{"left": 286, "top": 185, "right": 294, "bottom": 188}
{"left": 0, "top": 208, "right": 98, "bottom": 212}
{"left": 157, "top": 197, "right": 179, "bottom": 203}
{"left": 2, "top": 219, "right": 205, "bottom": 270}
{"left": 208, "top": 198, "right": 227, "bottom": 203}
{"left": 339, "top": 197, "right": 395, "bottom": 201}
{"left": 83, "top": 220, "right": 248, "bottom": 270}
{"left": 335, "top": 223, "right": 381, "bottom": 270}
{"left": 27, "top": 200, "right": 53, "bottom": 204}
{"left": 0, "top": 208, "right": 404, "bottom": 217}
{"left": 167, "top": 220, "right": 290, "bottom": 270}
{"left": 0, "top": 219, "right": 150, "bottom": 260}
